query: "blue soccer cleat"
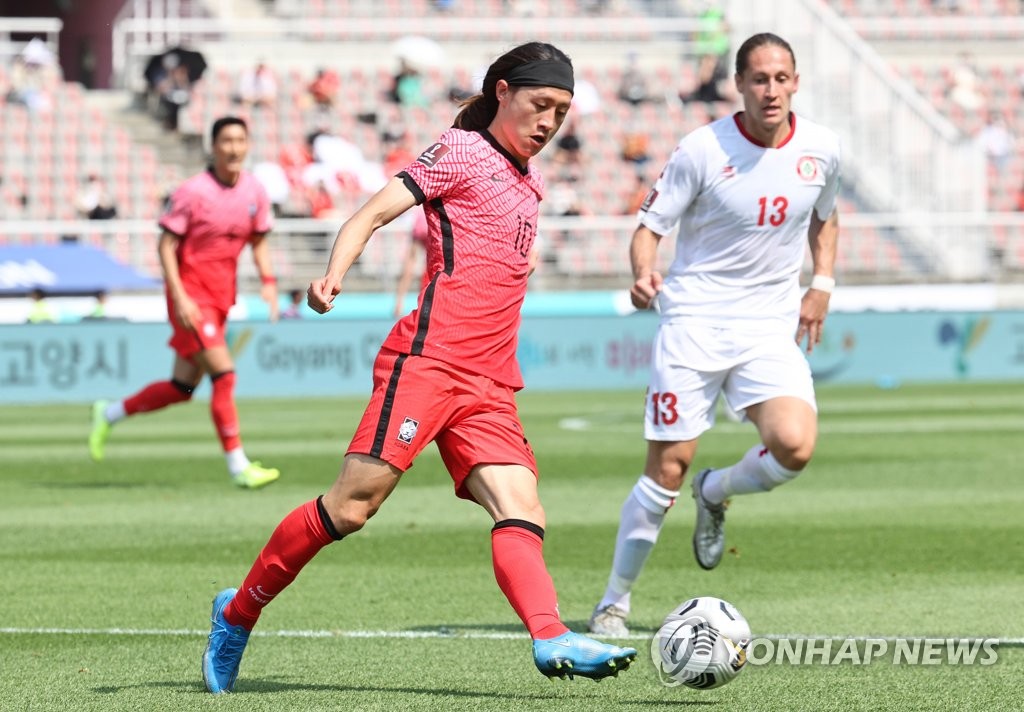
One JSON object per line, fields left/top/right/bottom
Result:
{"left": 202, "top": 588, "right": 250, "bottom": 694}
{"left": 532, "top": 631, "right": 637, "bottom": 681}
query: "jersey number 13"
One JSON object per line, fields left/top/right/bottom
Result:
{"left": 757, "top": 196, "right": 789, "bottom": 227}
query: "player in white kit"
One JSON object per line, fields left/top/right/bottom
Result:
{"left": 590, "top": 33, "right": 841, "bottom": 636}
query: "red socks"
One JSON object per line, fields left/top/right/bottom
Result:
{"left": 222, "top": 510, "right": 568, "bottom": 640}
{"left": 122, "top": 373, "right": 239, "bottom": 452}
{"left": 210, "top": 371, "right": 241, "bottom": 452}
{"left": 123, "top": 379, "right": 192, "bottom": 415}
{"left": 491, "top": 520, "right": 569, "bottom": 641}
{"left": 224, "top": 498, "right": 340, "bottom": 630}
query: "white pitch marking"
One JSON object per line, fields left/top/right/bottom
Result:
{"left": 0, "top": 627, "right": 1021, "bottom": 645}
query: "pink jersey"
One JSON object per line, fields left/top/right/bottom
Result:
{"left": 384, "top": 128, "right": 543, "bottom": 389}
{"left": 159, "top": 169, "right": 273, "bottom": 312}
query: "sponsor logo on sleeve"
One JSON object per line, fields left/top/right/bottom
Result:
{"left": 640, "top": 187, "right": 659, "bottom": 212}
{"left": 416, "top": 143, "right": 451, "bottom": 168}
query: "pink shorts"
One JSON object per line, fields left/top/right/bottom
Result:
{"left": 167, "top": 297, "right": 228, "bottom": 360}
{"left": 347, "top": 349, "right": 537, "bottom": 501}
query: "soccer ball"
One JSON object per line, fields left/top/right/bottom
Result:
{"left": 651, "top": 596, "right": 751, "bottom": 689}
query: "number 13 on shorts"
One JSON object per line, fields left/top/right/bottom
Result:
{"left": 650, "top": 390, "right": 679, "bottom": 426}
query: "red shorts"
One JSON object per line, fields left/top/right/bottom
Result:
{"left": 347, "top": 349, "right": 537, "bottom": 501}
{"left": 167, "top": 296, "right": 228, "bottom": 360}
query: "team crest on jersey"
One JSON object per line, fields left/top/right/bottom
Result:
{"left": 416, "top": 142, "right": 451, "bottom": 168}
{"left": 640, "top": 187, "right": 659, "bottom": 212}
{"left": 796, "top": 156, "right": 819, "bottom": 181}
{"left": 397, "top": 417, "right": 419, "bottom": 444}
{"left": 248, "top": 203, "right": 257, "bottom": 216}
{"left": 721, "top": 165, "right": 736, "bottom": 179}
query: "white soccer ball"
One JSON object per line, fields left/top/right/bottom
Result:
{"left": 651, "top": 596, "right": 752, "bottom": 690}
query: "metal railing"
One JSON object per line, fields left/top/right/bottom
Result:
{"left": 724, "top": 0, "right": 988, "bottom": 220}
{"left": 0, "top": 18, "right": 63, "bottom": 63}
{"left": 2, "top": 215, "right": 1022, "bottom": 293}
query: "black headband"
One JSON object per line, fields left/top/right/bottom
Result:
{"left": 503, "top": 59, "right": 574, "bottom": 95}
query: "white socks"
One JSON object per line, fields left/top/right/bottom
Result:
{"left": 103, "top": 400, "right": 126, "bottom": 425}
{"left": 598, "top": 475, "right": 680, "bottom": 614}
{"left": 701, "top": 444, "right": 800, "bottom": 506}
{"left": 225, "top": 447, "right": 251, "bottom": 476}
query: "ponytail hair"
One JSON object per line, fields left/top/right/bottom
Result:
{"left": 453, "top": 42, "right": 573, "bottom": 131}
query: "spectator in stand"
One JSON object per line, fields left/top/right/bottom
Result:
{"left": 623, "top": 172, "right": 650, "bottom": 215}
{"left": 7, "top": 39, "right": 56, "bottom": 114}
{"left": 308, "top": 128, "right": 388, "bottom": 195}
{"left": 307, "top": 179, "right": 341, "bottom": 219}
{"left": 930, "top": 0, "right": 961, "bottom": 13}
{"left": 545, "top": 176, "right": 587, "bottom": 219}
{"left": 382, "top": 129, "right": 417, "bottom": 177}
{"left": 681, "top": 53, "right": 728, "bottom": 105}
{"left": 617, "top": 51, "right": 650, "bottom": 106}
{"left": 307, "top": 67, "right": 340, "bottom": 109}
{"left": 76, "top": 173, "right": 118, "bottom": 220}
{"left": 390, "top": 58, "right": 427, "bottom": 107}
{"left": 621, "top": 129, "right": 650, "bottom": 175}
{"left": 158, "top": 61, "right": 193, "bottom": 132}
{"left": 252, "top": 161, "right": 291, "bottom": 217}
{"left": 552, "top": 116, "right": 584, "bottom": 182}
{"left": 696, "top": 5, "right": 731, "bottom": 77}
{"left": 236, "top": 62, "right": 278, "bottom": 109}
{"left": 948, "top": 53, "right": 984, "bottom": 113}
{"left": 976, "top": 113, "right": 1016, "bottom": 175}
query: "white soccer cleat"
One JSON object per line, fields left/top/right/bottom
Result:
{"left": 588, "top": 604, "right": 630, "bottom": 637}
{"left": 691, "top": 468, "right": 726, "bottom": 570}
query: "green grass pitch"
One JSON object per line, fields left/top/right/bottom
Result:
{"left": 2, "top": 381, "right": 1023, "bottom": 711}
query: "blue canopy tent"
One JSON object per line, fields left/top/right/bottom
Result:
{"left": 0, "top": 244, "right": 160, "bottom": 296}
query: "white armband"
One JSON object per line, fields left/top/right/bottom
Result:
{"left": 809, "top": 274, "right": 835, "bottom": 293}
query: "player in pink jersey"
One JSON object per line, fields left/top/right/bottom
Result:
{"left": 590, "top": 33, "right": 842, "bottom": 637}
{"left": 89, "top": 117, "right": 281, "bottom": 489}
{"left": 202, "top": 43, "right": 636, "bottom": 694}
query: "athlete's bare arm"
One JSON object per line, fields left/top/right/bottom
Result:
{"left": 798, "top": 208, "right": 839, "bottom": 353}
{"left": 157, "top": 230, "right": 201, "bottom": 330}
{"left": 629, "top": 224, "right": 664, "bottom": 310}
{"left": 251, "top": 233, "right": 279, "bottom": 322}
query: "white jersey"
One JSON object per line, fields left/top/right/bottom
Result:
{"left": 640, "top": 113, "right": 840, "bottom": 330}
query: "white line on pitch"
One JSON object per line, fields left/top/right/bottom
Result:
{"left": 0, "top": 627, "right": 1021, "bottom": 645}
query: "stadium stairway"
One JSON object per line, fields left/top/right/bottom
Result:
{"left": 82, "top": 89, "right": 208, "bottom": 191}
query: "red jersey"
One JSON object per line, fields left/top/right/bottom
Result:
{"left": 159, "top": 169, "right": 273, "bottom": 312}
{"left": 385, "top": 128, "right": 543, "bottom": 389}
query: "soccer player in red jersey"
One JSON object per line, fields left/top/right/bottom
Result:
{"left": 202, "top": 43, "right": 637, "bottom": 693}
{"left": 89, "top": 117, "right": 281, "bottom": 489}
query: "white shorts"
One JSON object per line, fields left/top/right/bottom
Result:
{"left": 644, "top": 321, "right": 817, "bottom": 442}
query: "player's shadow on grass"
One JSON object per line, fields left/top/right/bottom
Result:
{"left": 93, "top": 680, "right": 720, "bottom": 706}
{"left": 32, "top": 480, "right": 153, "bottom": 490}
{"left": 405, "top": 622, "right": 527, "bottom": 634}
